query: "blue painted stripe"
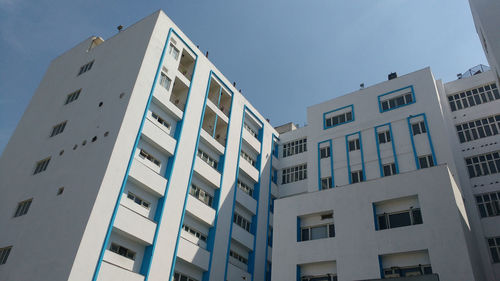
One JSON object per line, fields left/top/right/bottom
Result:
{"left": 296, "top": 217, "right": 301, "bottom": 242}
{"left": 264, "top": 135, "right": 278, "bottom": 281}
{"left": 92, "top": 28, "right": 175, "bottom": 281}
{"left": 374, "top": 123, "right": 399, "bottom": 177}
{"left": 143, "top": 29, "right": 201, "bottom": 281}
{"left": 345, "top": 131, "right": 365, "bottom": 184}
{"left": 377, "top": 85, "right": 416, "bottom": 113}
{"left": 317, "top": 139, "right": 334, "bottom": 190}
{"left": 329, "top": 139, "right": 334, "bottom": 187}
{"left": 170, "top": 71, "right": 235, "bottom": 281}
{"left": 296, "top": 264, "right": 301, "bottom": 281}
{"left": 373, "top": 203, "right": 378, "bottom": 230}
{"left": 378, "top": 255, "right": 384, "bottom": 278}
{"left": 407, "top": 113, "right": 436, "bottom": 169}
{"left": 323, "top": 104, "right": 354, "bottom": 130}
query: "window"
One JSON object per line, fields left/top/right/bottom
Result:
{"left": 139, "top": 149, "right": 161, "bottom": 166}
{"left": 383, "top": 264, "right": 432, "bottom": 278}
{"left": 320, "top": 146, "right": 331, "bottom": 159}
{"left": 237, "top": 179, "right": 253, "bottom": 197}
{"left": 233, "top": 212, "right": 251, "bottom": 232}
{"left": 321, "top": 177, "right": 333, "bottom": 190}
{"left": 241, "top": 150, "right": 257, "bottom": 167}
{"left": 126, "top": 192, "right": 150, "bottom": 209}
{"left": 411, "top": 121, "right": 427, "bottom": 136}
{"left": 283, "top": 138, "right": 307, "bottom": 158}
{"left": 190, "top": 184, "right": 213, "bottom": 207}
{"left": 182, "top": 224, "right": 207, "bottom": 242}
{"left": 456, "top": 114, "right": 500, "bottom": 143}
{"left": 78, "top": 60, "right": 94, "bottom": 76}
{"left": 0, "top": 246, "right": 12, "bottom": 265}
{"left": 151, "top": 112, "right": 171, "bottom": 130}
{"left": 300, "top": 223, "right": 335, "bottom": 241}
{"left": 159, "top": 72, "right": 172, "bottom": 90}
{"left": 174, "top": 272, "right": 198, "bottom": 281}
{"left": 447, "top": 83, "right": 499, "bottom": 112}
{"left": 378, "top": 131, "right": 391, "bottom": 144}
{"left": 168, "top": 44, "right": 180, "bottom": 60}
{"left": 465, "top": 151, "right": 500, "bottom": 178}
{"left": 282, "top": 164, "right": 307, "bottom": 184}
{"left": 109, "top": 243, "right": 135, "bottom": 260}
{"left": 244, "top": 123, "right": 259, "bottom": 138}
{"left": 65, "top": 89, "right": 81, "bottom": 104}
{"left": 383, "top": 163, "right": 397, "bottom": 177}
{"left": 351, "top": 170, "right": 364, "bottom": 183}
{"left": 488, "top": 237, "right": 500, "bottom": 263}
{"left": 14, "top": 199, "right": 32, "bottom": 217}
{"left": 50, "top": 121, "right": 67, "bottom": 137}
{"left": 229, "top": 250, "right": 248, "bottom": 265}
{"left": 301, "top": 275, "right": 337, "bottom": 281}
{"left": 380, "top": 91, "right": 414, "bottom": 112}
{"left": 377, "top": 208, "right": 422, "bottom": 230}
{"left": 197, "top": 149, "right": 218, "bottom": 170}
{"left": 348, "top": 138, "right": 360, "bottom": 151}
{"left": 324, "top": 108, "right": 353, "bottom": 129}
{"left": 418, "top": 155, "right": 434, "bottom": 169}
{"left": 476, "top": 191, "right": 500, "bottom": 218}
{"left": 271, "top": 168, "right": 278, "bottom": 184}
{"left": 34, "top": 157, "right": 51, "bottom": 174}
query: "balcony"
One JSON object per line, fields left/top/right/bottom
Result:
{"left": 271, "top": 182, "right": 279, "bottom": 198}
{"left": 207, "top": 76, "right": 231, "bottom": 118}
{"left": 170, "top": 77, "right": 189, "bottom": 112}
{"left": 193, "top": 157, "right": 221, "bottom": 188}
{"left": 114, "top": 205, "right": 156, "bottom": 245}
{"left": 142, "top": 119, "right": 176, "bottom": 156}
{"left": 239, "top": 156, "right": 259, "bottom": 182}
{"left": 98, "top": 260, "right": 145, "bottom": 281}
{"left": 177, "top": 237, "right": 210, "bottom": 271}
{"left": 178, "top": 49, "right": 195, "bottom": 81}
{"left": 242, "top": 128, "right": 261, "bottom": 154}
{"left": 201, "top": 106, "right": 228, "bottom": 147}
{"left": 200, "top": 129, "right": 225, "bottom": 155}
{"left": 236, "top": 188, "right": 257, "bottom": 215}
{"left": 152, "top": 89, "right": 183, "bottom": 121}
{"left": 227, "top": 257, "right": 250, "bottom": 279}
{"left": 128, "top": 160, "right": 167, "bottom": 197}
{"left": 186, "top": 194, "right": 216, "bottom": 226}
{"left": 232, "top": 223, "right": 255, "bottom": 250}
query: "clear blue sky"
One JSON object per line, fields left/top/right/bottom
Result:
{"left": 0, "top": 0, "right": 487, "bottom": 155}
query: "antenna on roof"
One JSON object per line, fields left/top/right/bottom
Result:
{"left": 117, "top": 25, "right": 123, "bottom": 32}
{"left": 360, "top": 83, "right": 365, "bottom": 90}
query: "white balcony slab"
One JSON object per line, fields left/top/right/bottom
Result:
{"left": 267, "top": 246, "right": 272, "bottom": 262}
{"left": 239, "top": 157, "right": 259, "bottom": 182}
{"left": 142, "top": 119, "right": 176, "bottom": 156}
{"left": 206, "top": 99, "right": 229, "bottom": 123}
{"left": 129, "top": 160, "right": 167, "bottom": 197}
{"left": 232, "top": 223, "right": 255, "bottom": 250}
{"left": 242, "top": 129, "right": 261, "bottom": 154}
{"left": 193, "top": 158, "right": 221, "bottom": 188}
{"left": 98, "top": 259, "right": 145, "bottom": 281}
{"left": 236, "top": 189, "right": 257, "bottom": 215}
{"left": 176, "top": 69, "right": 192, "bottom": 86}
{"left": 114, "top": 205, "right": 156, "bottom": 245}
{"left": 186, "top": 194, "right": 216, "bottom": 226}
{"left": 152, "top": 88, "right": 183, "bottom": 121}
{"left": 177, "top": 237, "right": 210, "bottom": 271}
{"left": 200, "top": 129, "right": 225, "bottom": 155}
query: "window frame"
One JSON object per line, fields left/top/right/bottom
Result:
{"left": 323, "top": 105, "right": 354, "bottom": 130}
{"left": 378, "top": 85, "right": 416, "bottom": 113}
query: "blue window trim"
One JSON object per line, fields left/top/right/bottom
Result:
{"left": 264, "top": 134, "right": 279, "bottom": 280}
{"left": 374, "top": 123, "right": 399, "bottom": 177}
{"left": 373, "top": 203, "right": 378, "bottom": 230}
{"left": 296, "top": 264, "right": 301, "bottom": 281}
{"left": 323, "top": 104, "right": 355, "bottom": 130}
{"left": 92, "top": 28, "right": 199, "bottom": 281}
{"left": 317, "top": 139, "right": 334, "bottom": 190}
{"left": 378, "top": 255, "right": 384, "bottom": 278}
{"left": 378, "top": 85, "right": 416, "bottom": 113}
{"left": 223, "top": 105, "right": 265, "bottom": 281}
{"left": 407, "top": 113, "right": 437, "bottom": 169}
{"left": 345, "top": 131, "right": 366, "bottom": 184}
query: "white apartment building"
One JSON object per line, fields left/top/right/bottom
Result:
{"left": 271, "top": 67, "right": 500, "bottom": 281}
{"left": 1, "top": 2, "right": 500, "bottom": 281}
{"left": 0, "top": 10, "right": 278, "bottom": 281}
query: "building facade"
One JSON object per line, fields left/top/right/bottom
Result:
{"left": 0, "top": 11, "right": 277, "bottom": 281}
{"left": 1, "top": 4, "right": 500, "bottom": 281}
{"left": 271, "top": 68, "right": 500, "bottom": 281}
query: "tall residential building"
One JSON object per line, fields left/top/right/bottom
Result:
{"left": 1, "top": 4, "right": 500, "bottom": 281}
{"left": 271, "top": 67, "right": 500, "bottom": 281}
{"left": 0, "top": 10, "right": 277, "bottom": 281}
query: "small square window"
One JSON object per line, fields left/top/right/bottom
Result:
{"left": 14, "top": 199, "right": 32, "bottom": 217}
{"left": 0, "top": 246, "right": 12, "bottom": 265}
{"left": 34, "top": 158, "right": 51, "bottom": 175}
